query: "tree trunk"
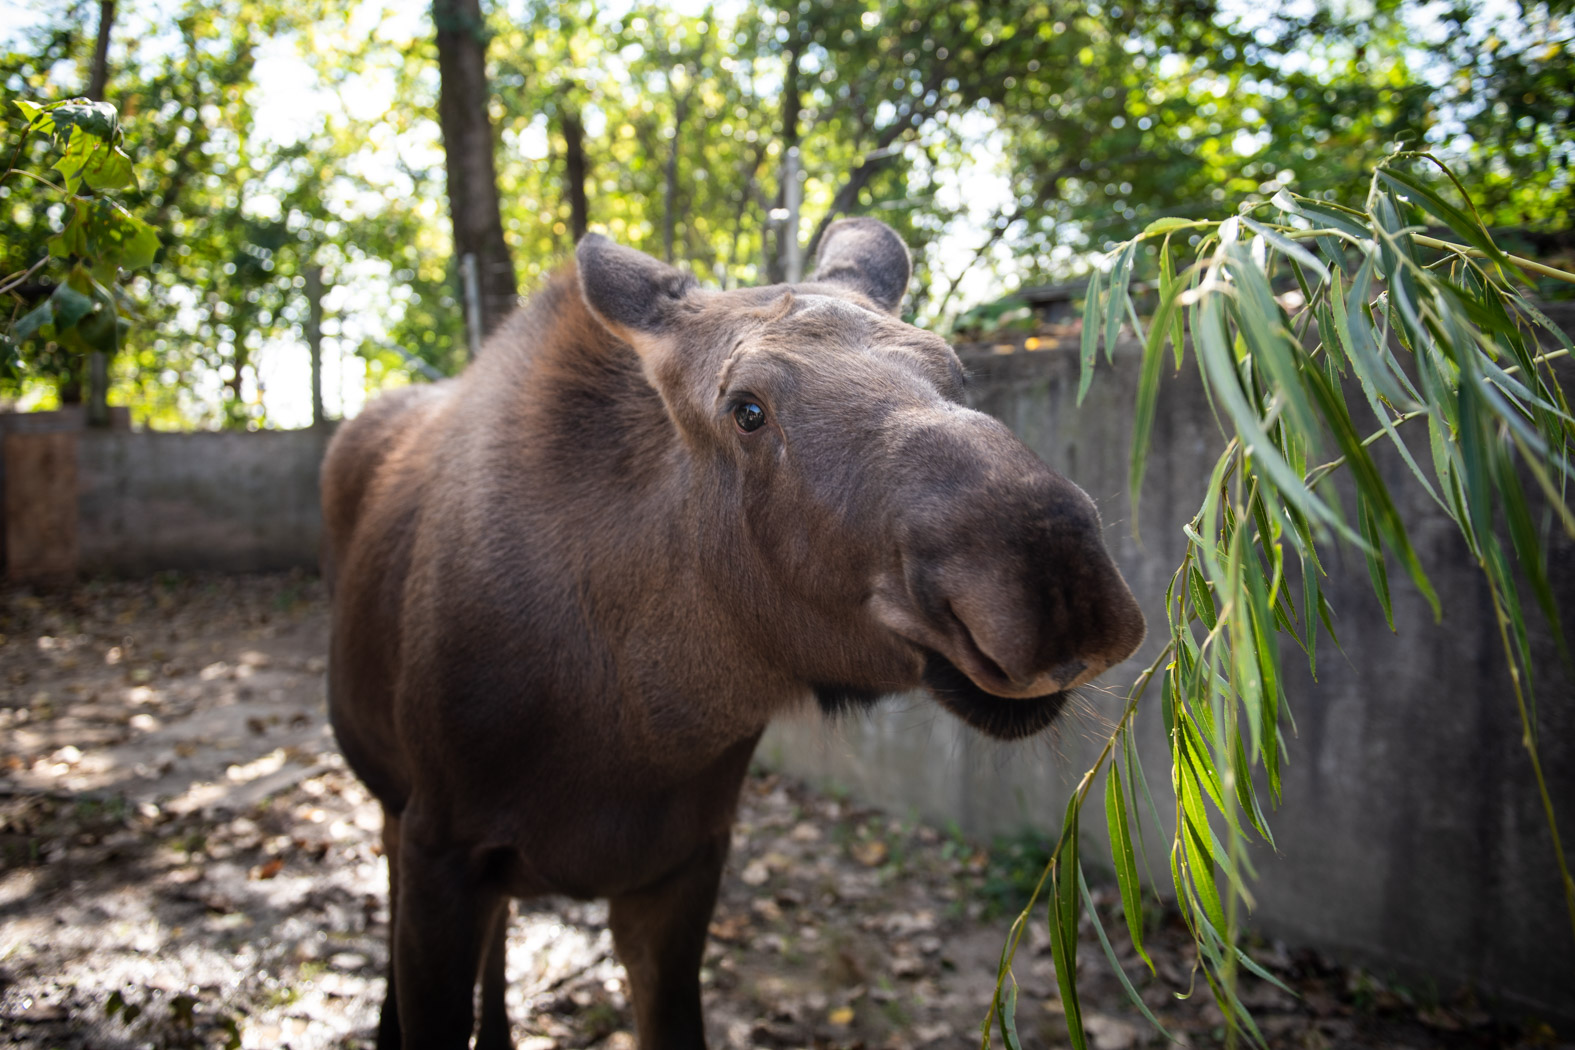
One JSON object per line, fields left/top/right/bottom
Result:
{"left": 88, "top": 1, "right": 115, "bottom": 102}
{"left": 562, "top": 110, "right": 589, "bottom": 242}
{"left": 664, "top": 83, "right": 689, "bottom": 264}
{"left": 305, "top": 265, "right": 325, "bottom": 428}
{"left": 85, "top": 0, "right": 116, "bottom": 425}
{"left": 433, "top": 0, "right": 516, "bottom": 346}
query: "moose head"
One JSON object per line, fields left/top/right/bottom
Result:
{"left": 575, "top": 218, "right": 1146, "bottom": 740}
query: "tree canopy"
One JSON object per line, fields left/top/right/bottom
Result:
{"left": 1, "top": 0, "right": 1569, "bottom": 427}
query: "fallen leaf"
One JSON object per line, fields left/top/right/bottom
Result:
{"left": 850, "top": 839, "right": 888, "bottom": 867}
{"left": 790, "top": 821, "right": 822, "bottom": 843}
{"left": 709, "top": 915, "right": 750, "bottom": 942}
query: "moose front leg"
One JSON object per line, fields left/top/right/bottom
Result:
{"left": 377, "top": 807, "right": 403, "bottom": 1050}
{"left": 476, "top": 899, "right": 514, "bottom": 1050}
{"left": 392, "top": 815, "right": 504, "bottom": 1048}
{"left": 608, "top": 831, "right": 730, "bottom": 1050}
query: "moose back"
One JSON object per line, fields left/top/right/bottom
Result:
{"left": 321, "top": 218, "right": 1145, "bottom": 1049}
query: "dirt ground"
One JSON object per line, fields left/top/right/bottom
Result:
{"left": 0, "top": 573, "right": 1564, "bottom": 1050}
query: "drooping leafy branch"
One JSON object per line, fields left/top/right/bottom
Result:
{"left": 984, "top": 152, "right": 1575, "bottom": 1049}
{"left": 1, "top": 98, "right": 159, "bottom": 380}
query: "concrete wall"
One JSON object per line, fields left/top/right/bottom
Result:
{"left": 74, "top": 428, "right": 332, "bottom": 575}
{"left": 3, "top": 313, "right": 1571, "bottom": 1017}
{"left": 1, "top": 420, "right": 331, "bottom": 579}
{"left": 760, "top": 339, "right": 1575, "bottom": 1022}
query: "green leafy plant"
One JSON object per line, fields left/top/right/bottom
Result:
{"left": 984, "top": 152, "right": 1574, "bottom": 1049}
{"left": 1, "top": 98, "right": 159, "bottom": 378}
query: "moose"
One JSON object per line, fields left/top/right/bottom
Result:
{"left": 321, "top": 218, "right": 1146, "bottom": 1049}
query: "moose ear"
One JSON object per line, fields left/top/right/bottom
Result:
{"left": 577, "top": 232, "right": 698, "bottom": 336}
{"left": 810, "top": 217, "right": 911, "bottom": 314}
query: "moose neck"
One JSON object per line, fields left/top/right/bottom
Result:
{"left": 465, "top": 271, "right": 800, "bottom": 747}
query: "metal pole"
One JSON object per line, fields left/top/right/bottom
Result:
{"left": 460, "top": 252, "right": 483, "bottom": 360}
{"left": 305, "top": 264, "right": 324, "bottom": 428}
{"left": 783, "top": 145, "right": 803, "bottom": 283}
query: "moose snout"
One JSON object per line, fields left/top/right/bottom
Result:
{"left": 881, "top": 546, "right": 1144, "bottom": 701}
{"left": 874, "top": 416, "right": 1146, "bottom": 706}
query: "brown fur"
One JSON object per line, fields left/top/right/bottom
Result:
{"left": 322, "top": 219, "right": 1144, "bottom": 1049}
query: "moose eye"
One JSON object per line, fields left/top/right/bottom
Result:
{"left": 733, "top": 401, "right": 766, "bottom": 433}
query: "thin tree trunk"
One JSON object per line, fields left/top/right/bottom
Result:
{"left": 88, "top": 1, "right": 115, "bottom": 101}
{"left": 306, "top": 265, "right": 325, "bottom": 428}
{"left": 562, "top": 110, "right": 589, "bottom": 241}
{"left": 433, "top": 0, "right": 516, "bottom": 344}
{"left": 85, "top": 0, "right": 116, "bottom": 425}
{"left": 664, "top": 82, "right": 689, "bottom": 264}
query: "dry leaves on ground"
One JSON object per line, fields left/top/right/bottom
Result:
{"left": 0, "top": 574, "right": 1563, "bottom": 1049}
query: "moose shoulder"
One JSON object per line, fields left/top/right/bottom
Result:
{"left": 321, "top": 218, "right": 1145, "bottom": 1049}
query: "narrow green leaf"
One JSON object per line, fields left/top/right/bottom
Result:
{"left": 1375, "top": 167, "right": 1509, "bottom": 268}
{"left": 1123, "top": 723, "right": 1167, "bottom": 883}
{"left": 1496, "top": 434, "right": 1566, "bottom": 651}
{"left": 1458, "top": 381, "right": 1495, "bottom": 558}
{"left": 1180, "top": 806, "right": 1229, "bottom": 936}
{"left": 1078, "top": 269, "right": 1103, "bottom": 406}
{"left": 1225, "top": 245, "right": 1320, "bottom": 441}
{"left": 1357, "top": 491, "right": 1394, "bottom": 631}
{"left": 1196, "top": 297, "right": 1322, "bottom": 526}
{"left": 1188, "top": 565, "right": 1217, "bottom": 630}
{"left": 1231, "top": 729, "right": 1274, "bottom": 845}
{"left": 999, "top": 981, "right": 1023, "bottom": 1050}
{"left": 1240, "top": 216, "right": 1330, "bottom": 282}
{"left": 1332, "top": 261, "right": 1410, "bottom": 407}
{"left": 1197, "top": 951, "right": 1272, "bottom": 1050}
{"left": 1078, "top": 869, "right": 1173, "bottom": 1037}
{"left": 1104, "top": 242, "right": 1135, "bottom": 364}
{"left": 1157, "top": 234, "right": 1178, "bottom": 360}
{"left": 1281, "top": 195, "right": 1371, "bottom": 240}
{"left": 1168, "top": 251, "right": 1188, "bottom": 369}
{"left": 1130, "top": 277, "right": 1179, "bottom": 529}
{"left": 1303, "top": 363, "right": 1441, "bottom": 618}
{"left": 1176, "top": 728, "right": 1249, "bottom": 871}
{"left": 1243, "top": 546, "right": 1282, "bottom": 776}
{"left": 1049, "top": 799, "right": 1087, "bottom": 1050}
{"left": 1144, "top": 216, "right": 1196, "bottom": 235}
{"left": 1105, "top": 762, "right": 1152, "bottom": 972}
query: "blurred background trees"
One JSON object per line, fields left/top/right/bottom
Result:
{"left": 1, "top": 0, "right": 1569, "bottom": 428}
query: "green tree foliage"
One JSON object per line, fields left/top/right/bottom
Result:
{"left": 1, "top": 0, "right": 461, "bottom": 426}
{"left": 985, "top": 152, "right": 1575, "bottom": 1049}
{"left": 1423, "top": 1, "right": 1573, "bottom": 233}
{"left": 1, "top": 97, "right": 157, "bottom": 387}
{"left": 1, "top": 0, "right": 1569, "bottom": 426}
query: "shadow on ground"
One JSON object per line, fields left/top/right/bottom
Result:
{"left": 0, "top": 574, "right": 1561, "bottom": 1049}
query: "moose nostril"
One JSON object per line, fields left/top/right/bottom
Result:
{"left": 943, "top": 602, "right": 1014, "bottom": 684}
{"left": 1050, "top": 659, "right": 1087, "bottom": 686}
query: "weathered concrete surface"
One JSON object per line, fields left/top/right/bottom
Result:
{"left": 3, "top": 431, "right": 79, "bottom": 584}
{"left": 74, "top": 428, "right": 333, "bottom": 576}
{"left": 0, "top": 409, "right": 92, "bottom": 582}
{"left": 761, "top": 340, "right": 1575, "bottom": 1022}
